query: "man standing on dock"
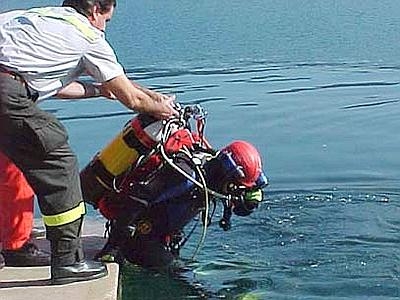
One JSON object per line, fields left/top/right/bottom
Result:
{"left": 0, "top": 0, "right": 176, "bottom": 284}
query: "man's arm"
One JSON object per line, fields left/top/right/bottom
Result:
{"left": 102, "top": 74, "right": 177, "bottom": 120}
{"left": 56, "top": 81, "right": 101, "bottom": 99}
{"left": 56, "top": 76, "right": 177, "bottom": 120}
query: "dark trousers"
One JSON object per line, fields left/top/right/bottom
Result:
{"left": 0, "top": 75, "right": 84, "bottom": 266}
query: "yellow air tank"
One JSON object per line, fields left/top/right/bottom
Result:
{"left": 80, "top": 114, "right": 164, "bottom": 207}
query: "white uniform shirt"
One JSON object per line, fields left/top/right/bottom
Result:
{"left": 0, "top": 7, "right": 124, "bottom": 101}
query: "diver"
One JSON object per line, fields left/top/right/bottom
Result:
{"left": 80, "top": 105, "right": 268, "bottom": 269}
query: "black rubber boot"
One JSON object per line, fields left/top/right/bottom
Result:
{"left": 2, "top": 242, "right": 50, "bottom": 267}
{"left": 0, "top": 253, "right": 5, "bottom": 270}
{"left": 51, "top": 260, "right": 108, "bottom": 285}
{"left": 48, "top": 218, "right": 107, "bottom": 285}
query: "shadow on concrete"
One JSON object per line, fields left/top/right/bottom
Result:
{"left": 0, "top": 279, "right": 51, "bottom": 288}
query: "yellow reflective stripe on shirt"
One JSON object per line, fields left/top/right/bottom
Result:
{"left": 29, "top": 8, "right": 98, "bottom": 42}
{"left": 42, "top": 202, "right": 86, "bottom": 227}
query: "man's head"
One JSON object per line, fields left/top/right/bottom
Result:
{"left": 62, "top": 0, "right": 116, "bottom": 31}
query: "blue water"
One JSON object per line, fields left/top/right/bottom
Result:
{"left": 2, "top": 1, "right": 400, "bottom": 299}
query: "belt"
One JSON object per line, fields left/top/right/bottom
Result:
{"left": 0, "top": 65, "right": 38, "bottom": 102}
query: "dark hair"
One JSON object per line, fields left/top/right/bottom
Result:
{"left": 62, "top": 0, "right": 116, "bottom": 17}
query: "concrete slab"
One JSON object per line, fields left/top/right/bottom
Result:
{"left": 0, "top": 218, "right": 120, "bottom": 300}
{"left": 0, "top": 263, "right": 119, "bottom": 300}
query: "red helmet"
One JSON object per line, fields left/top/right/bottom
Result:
{"left": 220, "top": 140, "right": 263, "bottom": 187}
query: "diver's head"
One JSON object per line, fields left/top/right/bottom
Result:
{"left": 205, "top": 140, "right": 267, "bottom": 193}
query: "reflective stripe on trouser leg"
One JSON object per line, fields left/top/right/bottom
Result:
{"left": 42, "top": 202, "right": 86, "bottom": 227}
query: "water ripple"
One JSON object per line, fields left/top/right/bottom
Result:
{"left": 248, "top": 77, "right": 310, "bottom": 84}
{"left": 232, "top": 103, "right": 259, "bottom": 107}
{"left": 268, "top": 81, "right": 400, "bottom": 94}
{"left": 182, "top": 97, "right": 227, "bottom": 105}
{"left": 58, "top": 110, "right": 134, "bottom": 121}
{"left": 341, "top": 99, "right": 399, "bottom": 109}
{"left": 126, "top": 66, "right": 279, "bottom": 80}
{"left": 332, "top": 235, "right": 400, "bottom": 246}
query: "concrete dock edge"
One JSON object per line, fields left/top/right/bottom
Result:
{"left": 0, "top": 220, "right": 120, "bottom": 300}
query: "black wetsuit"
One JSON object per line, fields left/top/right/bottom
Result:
{"left": 105, "top": 152, "right": 206, "bottom": 268}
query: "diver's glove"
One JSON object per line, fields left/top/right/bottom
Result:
{"left": 95, "top": 221, "right": 126, "bottom": 264}
{"left": 95, "top": 239, "right": 125, "bottom": 264}
{"left": 232, "top": 189, "right": 263, "bottom": 217}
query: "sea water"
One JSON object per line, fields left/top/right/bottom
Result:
{"left": 2, "top": 1, "right": 400, "bottom": 299}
